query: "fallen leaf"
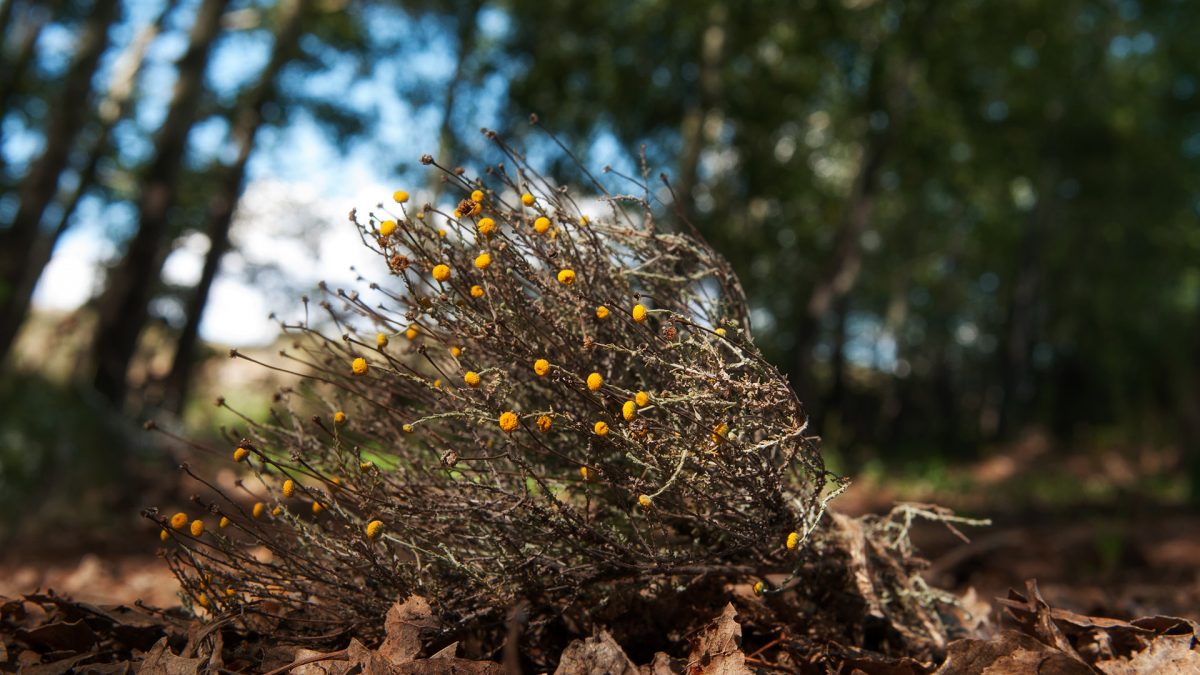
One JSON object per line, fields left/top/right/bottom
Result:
{"left": 640, "top": 651, "right": 680, "bottom": 675}
{"left": 139, "top": 636, "right": 204, "bottom": 675}
{"left": 1095, "top": 636, "right": 1200, "bottom": 675}
{"left": 555, "top": 630, "right": 638, "bottom": 675}
{"left": 685, "top": 603, "right": 751, "bottom": 675}
{"left": 16, "top": 619, "right": 98, "bottom": 652}
{"left": 935, "top": 630, "right": 1089, "bottom": 675}
{"left": 379, "top": 596, "right": 440, "bottom": 665}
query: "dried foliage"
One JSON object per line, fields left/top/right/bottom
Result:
{"left": 147, "top": 129, "right": 847, "bottom": 649}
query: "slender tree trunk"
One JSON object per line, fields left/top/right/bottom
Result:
{"left": 160, "top": 0, "right": 307, "bottom": 413}
{"left": 89, "top": 0, "right": 229, "bottom": 405}
{"left": 0, "top": 0, "right": 119, "bottom": 362}
{"left": 995, "top": 169, "right": 1057, "bottom": 439}
{"left": 0, "top": 0, "right": 16, "bottom": 42}
{"left": 675, "top": 2, "right": 726, "bottom": 211}
{"left": 0, "top": 1, "right": 52, "bottom": 121}
{"left": 428, "top": 0, "right": 481, "bottom": 202}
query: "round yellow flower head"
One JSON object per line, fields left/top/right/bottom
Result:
{"left": 622, "top": 400, "right": 637, "bottom": 421}
{"left": 170, "top": 512, "right": 188, "bottom": 530}
{"left": 715, "top": 327, "right": 727, "bottom": 337}
{"left": 474, "top": 252, "right": 492, "bottom": 270}
{"left": 376, "top": 333, "right": 389, "bottom": 347}
{"left": 594, "top": 421, "right": 609, "bottom": 436}
{"left": 252, "top": 502, "right": 265, "bottom": 519}
{"left": 359, "top": 461, "right": 374, "bottom": 472}
{"left": 470, "top": 189, "right": 484, "bottom": 203}
{"left": 586, "top": 372, "right": 603, "bottom": 391}
{"left": 190, "top": 519, "right": 204, "bottom": 537}
{"left": 393, "top": 190, "right": 409, "bottom": 203}
{"left": 197, "top": 593, "right": 209, "bottom": 608}
{"left": 282, "top": 479, "right": 295, "bottom": 498}
{"left": 477, "top": 217, "right": 496, "bottom": 235}
{"left": 533, "top": 216, "right": 550, "bottom": 233}
{"left": 786, "top": 531, "right": 800, "bottom": 550}
{"left": 433, "top": 378, "right": 442, "bottom": 388}
{"left": 219, "top": 516, "right": 230, "bottom": 529}
{"left": 405, "top": 326, "right": 419, "bottom": 340}
{"left": 224, "top": 587, "right": 236, "bottom": 598}
{"left": 536, "top": 415, "right": 552, "bottom": 433}
{"left": 712, "top": 422, "right": 729, "bottom": 444}
{"left": 450, "top": 346, "right": 462, "bottom": 358}
{"left": 379, "top": 220, "right": 397, "bottom": 237}
{"left": 351, "top": 357, "right": 368, "bottom": 375}
{"left": 366, "top": 519, "right": 384, "bottom": 540}
{"left": 312, "top": 501, "right": 324, "bottom": 514}
{"left": 464, "top": 371, "right": 481, "bottom": 387}
{"left": 334, "top": 411, "right": 347, "bottom": 425}
{"left": 579, "top": 466, "right": 589, "bottom": 480}
{"left": 402, "top": 423, "right": 414, "bottom": 433}
{"left": 533, "top": 359, "right": 550, "bottom": 376}
{"left": 233, "top": 446, "right": 249, "bottom": 462}
{"left": 635, "top": 391, "right": 650, "bottom": 407}
{"left": 521, "top": 192, "right": 535, "bottom": 206}
{"left": 557, "top": 269, "right": 576, "bottom": 285}
{"left": 432, "top": 264, "right": 451, "bottom": 282}
{"left": 470, "top": 285, "right": 484, "bottom": 298}
{"left": 638, "top": 494, "right": 652, "bottom": 508}
{"left": 753, "top": 581, "right": 765, "bottom": 596}
{"left": 159, "top": 529, "right": 169, "bottom": 542}
{"left": 632, "top": 304, "right": 647, "bottom": 322}
{"left": 499, "top": 411, "right": 519, "bottom": 432}
{"left": 595, "top": 305, "right": 609, "bottom": 319}
{"left": 438, "top": 228, "right": 446, "bottom": 237}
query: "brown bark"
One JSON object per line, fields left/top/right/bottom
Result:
{"left": 675, "top": 3, "right": 726, "bottom": 211}
{"left": 0, "top": 1, "right": 173, "bottom": 366}
{"left": 160, "top": 0, "right": 307, "bottom": 413}
{"left": 0, "top": 0, "right": 119, "bottom": 362}
{"left": 89, "top": 0, "right": 229, "bottom": 405}
{"left": 428, "top": 0, "right": 482, "bottom": 202}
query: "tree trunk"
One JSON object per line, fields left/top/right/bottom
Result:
{"left": 0, "top": 1, "right": 52, "bottom": 122}
{"left": 995, "top": 169, "right": 1057, "bottom": 439}
{"left": 160, "top": 0, "right": 307, "bottom": 413}
{"left": 427, "top": 0, "right": 481, "bottom": 201}
{"left": 89, "top": 0, "right": 229, "bottom": 405}
{"left": 675, "top": 3, "right": 726, "bottom": 211}
{"left": 0, "top": 0, "right": 173, "bottom": 366}
{"left": 0, "top": 0, "right": 119, "bottom": 362}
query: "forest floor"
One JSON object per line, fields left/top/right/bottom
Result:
{"left": 2, "top": 432, "right": 1198, "bottom": 672}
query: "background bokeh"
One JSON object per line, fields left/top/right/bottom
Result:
{"left": 1, "top": 0, "right": 1198, "bottom": 613}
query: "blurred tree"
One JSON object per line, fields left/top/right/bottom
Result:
{"left": 159, "top": 0, "right": 308, "bottom": 413}
{"left": 0, "top": 0, "right": 120, "bottom": 362}
{"left": 89, "top": 0, "right": 230, "bottom": 405}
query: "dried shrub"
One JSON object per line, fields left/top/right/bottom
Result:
{"left": 149, "top": 131, "right": 851, "bottom": 650}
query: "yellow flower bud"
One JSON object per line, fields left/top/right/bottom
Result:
{"left": 586, "top": 372, "right": 603, "bottom": 391}
{"left": 351, "top": 357, "right": 368, "bottom": 375}
{"left": 464, "top": 371, "right": 481, "bottom": 387}
{"left": 432, "top": 264, "right": 451, "bottom": 282}
{"left": 595, "top": 305, "right": 609, "bottom": 319}
{"left": 334, "top": 411, "right": 347, "bottom": 425}
{"left": 499, "top": 411, "right": 519, "bottom": 432}
{"left": 233, "top": 447, "right": 249, "bottom": 462}
{"left": 366, "top": 519, "right": 384, "bottom": 540}
{"left": 474, "top": 252, "right": 492, "bottom": 270}
{"left": 533, "top": 359, "right": 550, "bottom": 376}
{"left": 379, "top": 220, "right": 397, "bottom": 237}
{"left": 635, "top": 391, "right": 650, "bottom": 407}
{"left": 282, "top": 479, "right": 295, "bottom": 498}
{"left": 536, "top": 415, "right": 552, "bottom": 433}
{"left": 594, "top": 421, "right": 609, "bottom": 436}
{"left": 632, "top": 304, "right": 647, "bottom": 322}
{"left": 534, "top": 216, "right": 550, "bottom": 233}
{"left": 622, "top": 400, "right": 636, "bottom": 421}
{"left": 786, "top": 531, "right": 800, "bottom": 550}
{"left": 393, "top": 190, "right": 409, "bottom": 203}
{"left": 521, "top": 192, "right": 535, "bottom": 206}
{"left": 557, "top": 269, "right": 576, "bottom": 285}
{"left": 170, "top": 512, "right": 187, "bottom": 530}
{"left": 190, "top": 519, "right": 204, "bottom": 537}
